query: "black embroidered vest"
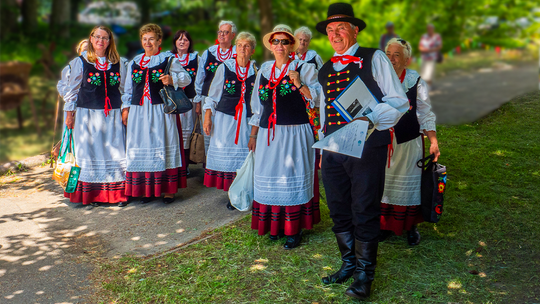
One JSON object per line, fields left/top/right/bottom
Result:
{"left": 259, "top": 64, "right": 309, "bottom": 128}
{"left": 180, "top": 55, "right": 198, "bottom": 99}
{"left": 307, "top": 56, "right": 320, "bottom": 70}
{"left": 319, "top": 47, "right": 391, "bottom": 148}
{"left": 77, "top": 56, "right": 122, "bottom": 109}
{"left": 130, "top": 57, "right": 168, "bottom": 105}
{"left": 394, "top": 75, "right": 421, "bottom": 144}
{"left": 215, "top": 64, "right": 256, "bottom": 117}
{"left": 201, "top": 50, "right": 234, "bottom": 96}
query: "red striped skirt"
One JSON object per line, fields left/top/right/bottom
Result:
{"left": 64, "top": 181, "right": 127, "bottom": 205}
{"left": 125, "top": 114, "right": 188, "bottom": 198}
{"left": 380, "top": 203, "right": 424, "bottom": 236}
{"left": 203, "top": 169, "right": 236, "bottom": 191}
{"left": 251, "top": 167, "right": 321, "bottom": 236}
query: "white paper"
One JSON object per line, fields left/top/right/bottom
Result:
{"left": 332, "top": 76, "right": 380, "bottom": 122}
{"left": 312, "top": 120, "right": 369, "bottom": 158}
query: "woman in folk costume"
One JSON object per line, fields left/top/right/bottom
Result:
{"left": 202, "top": 32, "right": 258, "bottom": 210}
{"left": 380, "top": 38, "right": 440, "bottom": 245}
{"left": 169, "top": 29, "right": 200, "bottom": 170}
{"left": 121, "top": 24, "right": 192, "bottom": 205}
{"left": 293, "top": 26, "right": 324, "bottom": 70}
{"left": 61, "top": 26, "right": 127, "bottom": 208}
{"left": 249, "top": 25, "right": 321, "bottom": 249}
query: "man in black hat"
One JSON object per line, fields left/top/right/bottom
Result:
{"left": 316, "top": 2, "right": 409, "bottom": 300}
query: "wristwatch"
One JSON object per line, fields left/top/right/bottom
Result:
{"left": 298, "top": 82, "right": 305, "bottom": 90}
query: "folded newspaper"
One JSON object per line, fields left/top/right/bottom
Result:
{"left": 313, "top": 76, "right": 380, "bottom": 158}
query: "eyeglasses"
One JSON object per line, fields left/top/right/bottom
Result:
{"left": 217, "top": 30, "right": 230, "bottom": 36}
{"left": 271, "top": 39, "right": 291, "bottom": 46}
{"left": 93, "top": 35, "right": 110, "bottom": 41}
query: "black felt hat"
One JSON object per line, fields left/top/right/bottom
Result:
{"left": 315, "top": 3, "right": 367, "bottom": 35}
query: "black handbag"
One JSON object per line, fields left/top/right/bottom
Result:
{"left": 417, "top": 154, "right": 447, "bottom": 223}
{"left": 160, "top": 56, "right": 193, "bottom": 114}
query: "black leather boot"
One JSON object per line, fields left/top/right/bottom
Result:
{"left": 322, "top": 231, "right": 356, "bottom": 284}
{"left": 345, "top": 240, "right": 378, "bottom": 300}
{"left": 407, "top": 225, "right": 421, "bottom": 246}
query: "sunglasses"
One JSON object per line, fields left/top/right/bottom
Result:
{"left": 397, "top": 39, "right": 410, "bottom": 51}
{"left": 271, "top": 39, "right": 291, "bottom": 46}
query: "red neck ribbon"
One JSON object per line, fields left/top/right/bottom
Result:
{"left": 95, "top": 59, "right": 112, "bottom": 116}
{"left": 331, "top": 55, "right": 362, "bottom": 67}
{"left": 233, "top": 59, "right": 250, "bottom": 145}
{"left": 266, "top": 59, "right": 291, "bottom": 146}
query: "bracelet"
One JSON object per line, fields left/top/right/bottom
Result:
{"left": 298, "top": 83, "right": 305, "bottom": 90}
{"left": 249, "top": 135, "right": 257, "bottom": 139}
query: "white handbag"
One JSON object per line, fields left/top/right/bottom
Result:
{"left": 228, "top": 151, "right": 255, "bottom": 212}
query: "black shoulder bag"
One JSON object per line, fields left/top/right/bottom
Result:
{"left": 417, "top": 154, "right": 447, "bottom": 223}
{"left": 160, "top": 56, "right": 193, "bottom": 114}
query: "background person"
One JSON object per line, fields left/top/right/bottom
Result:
{"left": 379, "top": 21, "right": 399, "bottom": 51}
{"left": 61, "top": 26, "right": 128, "bottom": 208}
{"left": 381, "top": 38, "right": 440, "bottom": 245}
{"left": 293, "top": 26, "right": 324, "bottom": 70}
{"left": 418, "top": 23, "right": 442, "bottom": 87}
{"left": 121, "top": 24, "right": 191, "bottom": 205}
{"left": 202, "top": 32, "right": 258, "bottom": 210}
{"left": 249, "top": 25, "right": 321, "bottom": 250}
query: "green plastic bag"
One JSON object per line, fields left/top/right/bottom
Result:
{"left": 52, "top": 128, "right": 80, "bottom": 193}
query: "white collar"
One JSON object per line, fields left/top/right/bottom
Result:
{"left": 333, "top": 44, "right": 359, "bottom": 57}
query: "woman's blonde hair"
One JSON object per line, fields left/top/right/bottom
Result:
{"left": 235, "top": 32, "right": 257, "bottom": 49}
{"left": 140, "top": 23, "right": 163, "bottom": 41}
{"left": 76, "top": 39, "right": 88, "bottom": 56}
{"left": 86, "top": 26, "right": 120, "bottom": 64}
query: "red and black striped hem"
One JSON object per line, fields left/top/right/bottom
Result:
{"left": 251, "top": 199, "right": 321, "bottom": 236}
{"left": 203, "top": 169, "right": 236, "bottom": 191}
{"left": 64, "top": 181, "right": 127, "bottom": 205}
{"left": 380, "top": 203, "right": 424, "bottom": 236}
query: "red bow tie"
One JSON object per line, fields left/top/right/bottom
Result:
{"left": 331, "top": 55, "right": 362, "bottom": 66}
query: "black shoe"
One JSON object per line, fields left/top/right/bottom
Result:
{"left": 141, "top": 197, "right": 152, "bottom": 204}
{"left": 163, "top": 196, "right": 175, "bottom": 204}
{"left": 378, "top": 230, "right": 393, "bottom": 242}
{"left": 345, "top": 241, "right": 378, "bottom": 300}
{"left": 118, "top": 201, "right": 129, "bottom": 207}
{"left": 322, "top": 231, "right": 356, "bottom": 284}
{"left": 226, "top": 201, "right": 235, "bottom": 210}
{"left": 283, "top": 231, "right": 302, "bottom": 250}
{"left": 269, "top": 231, "right": 285, "bottom": 241}
{"left": 407, "top": 225, "right": 421, "bottom": 246}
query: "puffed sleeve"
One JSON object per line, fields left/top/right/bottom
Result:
{"left": 193, "top": 50, "right": 208, "bottom": 103}
{"left": 62, "top": 57, "right": 84, "bottom": 111}
{"left": 118, "top": 57, "right": 128, "bottom": 95}
{"left": 170, "top": 57, "right": 191, "bottom": 90}
{"left": 368, "top": 50, "right": 409, "bottom": 130}
{"left": 121, "top": 59, "right": 134, "bottom": 109}
{"left": 57, "top": 65, "right": 71, "bottom": 100}
{"left": 298, "top": 62, "right": 320, "bottom": 107}
{"left": 416, "top": 78, "right": 436, "bottom": 132}
{"left": 318, "top": 86, "right": 327, "bottom": 141}
{"left": 203, "top": 64, "right": 225, "bottom": 115}
{"left": 315, "top": 54, "right": 324, "bottom": 70}
{"left": 249, "top": 71, "right": 263, "bottom": 127}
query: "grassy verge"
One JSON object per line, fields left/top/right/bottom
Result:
{"left": 93, "top": 91, "right": 540, "bottom": 303}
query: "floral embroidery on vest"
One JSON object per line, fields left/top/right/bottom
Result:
{"left": 185, "top": 67, "right": 196, "bottom": 78}
{"left": 109, "top": 72, "right": 121, "bottom": 86}
{"left": 279, "top": 79, "right": 297, "bottom": 96}
{"left": 132, "top": 69, "right": 143, "bottom": 83}
{"left": 87, "top": 72, "right": 102, "bottom": 86}
{"left": 258, "top": 84, "right": 270, "bottom": 101}
{"left": 223, "top": 79, "right": 236, "bottom": 95}
{"left": 206, "top": 62, "right": 219, "bottom": 73}
{"left": 151, "top": 69, "right": 163, "bottom": 83}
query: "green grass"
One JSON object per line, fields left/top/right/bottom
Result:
{"left": 93, "top": 91, "right": 540, "bottom": 303}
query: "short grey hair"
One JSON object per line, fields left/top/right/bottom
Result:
{"left": 294, "top": 26, "right": 312, "bottom": 40}
{"left": 236, "top": 32, "right": 257, "bottom": 49}
{"left": 385, "top": 37, "right": 412, "bottom": 60}
{"left": 219, "top": 20, "right": 237, "bottom": 34}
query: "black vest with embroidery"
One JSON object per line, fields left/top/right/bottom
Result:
{"left": 394, "top": 75, "right": 421, "bottom": 144}
{"left": 77, "top": 56, "right": 122, "bottom": 109}
{"left": 130, "top": 57, "right": 168, "bottom": 105}
{"left": 259, "top": 64, "right": 309, "bottom": 128}
{"left": 215, "top": 64, "right": 256, "bottom": 117}
{"left": 307, "top": 56, "right": 320, "bottom": 69}
{"left": 180, "top": 55, "right": 198, "bottom": 99}
{"left": 319, "top": 47, "right": 391, "bottom": 148}
{"left": 201, "top": 50, "right": 233, "bottom": 96}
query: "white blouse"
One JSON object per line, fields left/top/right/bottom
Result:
{"left": 295, "top": 50, "right": 324, "bottom": 70}
{"left": 193, "top": 45, "right": 237, "bottom": 104}
{"left": 249, "top": 59, "right": 320, "bottom": 127}
{"left": 63, "top": 52, "right": 128, "bottom": 112}
{"left": 318, "top": 44, "right": 409, "bottom": 140}
{"left": 121, "top": 52, "right": 191, "bottom": 109}
{"left": 203, "top": 59, "right": 257, "bottom": 114}
{"left": 402, "top": 69, "right": 437, "bottom": 132}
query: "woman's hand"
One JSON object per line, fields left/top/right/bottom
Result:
{"left": 248, "top": 138, "right": 257, "bottom": 152}
{"left": 159, "top": 74, "right": 173, "bottom": 86}
{"left": 122, "top": 108, "right": 129, "bottom": 126}
{"left": 430, "top": 142, "right": 440, "bottom": 162}
{"left": 195, "top": 102, "right": 202, "bottom": 116}
{"left": 65, "top": 111, "right": 75, "bottom": 129}
{"left": 203, "top": 110, "right": 213, "bottom": 136}
{"left": 288, "top": 70, "right": 301, "bottom": 88}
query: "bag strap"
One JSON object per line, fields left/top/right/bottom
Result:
{"left": 164, "top": 56, "right": 173, "bottom": 76}
{"left": 417, "top": 153, "right": 434, "bottom": 169}
{"left": 193, "top": 114, "right": 202, "bottom": 135}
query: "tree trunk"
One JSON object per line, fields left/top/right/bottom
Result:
{"left": 21, "top": 0, "right": 38, "bottom": 35}
{"left": 258, "top": 0, "right": 273, "bottom": 61}
{"left": 138, "top": 0, "right": 151, "bottom": 25}
{"left": 0, "top": 0, "right": 19, "bottom": 39}
{"left": 50, "top": 0, "right": 71, "bottom": 39}
{"left": 70, "top": 0, "right": 82, "bottom": 24}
